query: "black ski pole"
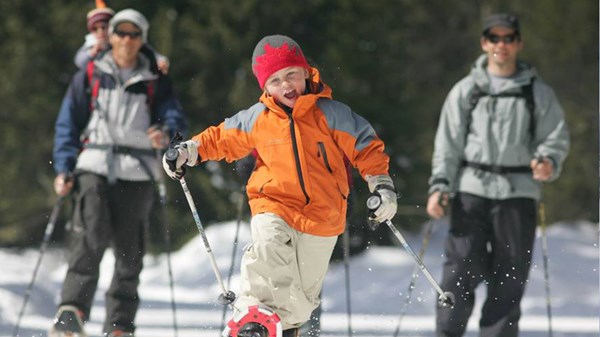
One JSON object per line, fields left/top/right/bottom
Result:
{"left": 155, "top": 148, "right": 179, "bottom": 337}
{"left": 342, "top": 226, "right": 353, "bottom": 337}
{"left": 366, "top": 193, "right": 455, "bottom": 309}
{"left": 534, "top": 156, "right": 554, "bottom": 337}
{"left": 165, "top": 146, "right": 236, "bottom": 307}
{"left": 539, "top": 201, "right": 554, "bottom": 337}
{"left": 13, "top": 195, "right": 66, "bottom": 337}
{"left": 392, "top": 219, "right": 435, "bottom": 337}
{"left": 219, "top": 187, "right": 246, "bottom": 333}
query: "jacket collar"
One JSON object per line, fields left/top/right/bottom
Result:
{"left": 95, "top": 51, "right": 158, "bottom": 85}
{"left": 471, "top": 54, "right": 538, "bottom": 92}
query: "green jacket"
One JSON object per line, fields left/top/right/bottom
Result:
{"left": 429, "top": 54, "right": 570, "bottom": 200}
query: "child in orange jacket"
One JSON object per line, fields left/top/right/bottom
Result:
{"left": 163, "top": 35, "right": 397, "bottom": 337}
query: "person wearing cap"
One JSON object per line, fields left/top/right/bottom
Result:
{"left": 426, "top": 13, "right": 569, "bottom": 337}
{"left": 162, "top": 34, "right": 397, "bottom": 337}
{"left": 74, "top": 0, "right": 170, "bottom": 75}
{"left": 50, "top": 8, "right": 187, "bottom": 337}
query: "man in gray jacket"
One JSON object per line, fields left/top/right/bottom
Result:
{"left": 50, "top": 9, "right": 187, "bottom": 337}
{"left": 426, "top": 13, "right": 569, "bottom": 337}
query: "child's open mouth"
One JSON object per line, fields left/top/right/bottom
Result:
{"left": 284, "top": 91, "right": 297, "bottom": 99}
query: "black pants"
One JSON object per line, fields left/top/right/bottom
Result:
{"left": 60, "top": 173, "right": 154, "bottom": 333}
{"left": 436, "top": 192, "right": 536, "bottom": 337}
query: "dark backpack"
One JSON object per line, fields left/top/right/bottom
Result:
{"left": 467, "top": 79, "right": 536, "bottom": 137}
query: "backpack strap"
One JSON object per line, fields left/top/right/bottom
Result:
{"left": 86, "top": 60, "right": 101, "bottom": 112}
{"left": 465, "top": 85, "right": 484, "bottom": 142}
{"left": 467, "top": 85, "right": 484, "bottom": 113}
{"left": 461, "top": 160, "right": 531, "bottom": 174}
{"left": 86, "top": 59, "right": 157, "bottom": 116}
{"left": 521, "top": 79, "right": 536, "bottom": 137}
{"left": 146, "top": 79, "right": 156, "bottom": 113}
{"left": 466, "top": 79, "right": 536, "bottom": 138}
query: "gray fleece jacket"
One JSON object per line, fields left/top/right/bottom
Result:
{"left": 429, "top": 54, "right": 570, "bottom": 200}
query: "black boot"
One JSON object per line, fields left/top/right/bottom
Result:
{"left": 48, "top": 305, "right": 87, "bottom": 337}
{"left": 282, "top": 328, "right": 299, "bottom": 337}
{"left": 236, "top": 322, "right": 269, "bottom": 337}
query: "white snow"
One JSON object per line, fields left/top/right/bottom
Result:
{"left": 2, "top": 218, "right": 598, "bottom": 337}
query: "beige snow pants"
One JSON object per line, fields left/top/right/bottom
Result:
{"left": 233, "top": 212, "right": 337, "bottom": 330}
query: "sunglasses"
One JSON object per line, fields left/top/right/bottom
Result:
{"left": 486, "top": 33, "right": 519, "bottom": 44}
{"left": 114, "top": 30, "right": 142, "bottom": 39}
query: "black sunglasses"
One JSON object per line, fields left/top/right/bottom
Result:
{"left": 114, "top": 30, "right": 142, "bottom": 39}
{"left": 486, "top": 33, "right": 519, "bottom": 44}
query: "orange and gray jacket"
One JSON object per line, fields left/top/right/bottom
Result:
{"left": 193, "top": 68, "right": 390, "bottom": 236}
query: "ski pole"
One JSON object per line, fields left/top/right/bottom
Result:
{"left": 155, "top": 148, "right": 179, "bottom": 337}
{"left": 534, "top": 156, "right": 554, "bottom": 337}
{"left": 392, "top": 219, "right": 435, "bottom": 337}
{"left": 165, "top": 147, "right": 236, "bottom": 307}
{"left": 366, "top": 194, "right": 455, "bottom": 308}
{"left": 342, "top": 226, "right": 353, "bottom": 337}
{"left": 539, "top": 201, "right": 554, "bottom": 337}
{"left": 220, "top": 187, "right": 246, "bottom": 333}
{"left": 13, "top": 195, "right": 66, "bottom": 337}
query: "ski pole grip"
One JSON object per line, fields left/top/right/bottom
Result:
{"left": 165, "top": 132, "right": 185, "bottom": 172}
{"left": 165, "top": 148, "right": 179, "bottom": 172}
{"left": 367, "top": 192, "right": 382, "bottom": 212}
{"left": 366, "top": 192, "right": 383, "bottom": 230}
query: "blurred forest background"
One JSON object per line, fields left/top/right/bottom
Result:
{"left": 0, "top": 0, "right": 597, "bottom": 250}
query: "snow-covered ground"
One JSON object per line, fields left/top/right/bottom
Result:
{"left": 1, "top": 218, "right": 598, "bottom": 337}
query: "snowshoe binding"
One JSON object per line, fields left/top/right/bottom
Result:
{"left": 222, "top": 305, "right": 282, "bottom": 337}
{"left": 236, "top": 322, "right": 269, "bottom": 337}
{"left": 48, "top": 305, "right": 87, "bottom": 337}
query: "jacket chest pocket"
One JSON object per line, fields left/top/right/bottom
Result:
{"left": 317, "top": 142, "right": 333, "bottom": 173}
{"left": 316, "top": 141, "right": 349, "bottom": 198}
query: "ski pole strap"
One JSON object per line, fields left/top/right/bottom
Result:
{"left": 461, "top": 160, "right": 531, "bottom": 174}
{"left": 84, "top": 143, "right": 157, "bottom": 183}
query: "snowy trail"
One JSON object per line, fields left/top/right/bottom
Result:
{"left": 1, "top": 221, "right": 598, "bottom": 337}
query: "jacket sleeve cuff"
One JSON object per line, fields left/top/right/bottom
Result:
{"left": 428, "top": 177, "right": 450, "bottom": 196}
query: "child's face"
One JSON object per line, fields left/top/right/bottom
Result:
{"left": 91, "top": 21, "right": 109, "bottom": 43}
{"left": 264, "top": 66, "right": 309, "bottom": 109}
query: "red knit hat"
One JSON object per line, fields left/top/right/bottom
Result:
{"left": 251, "top": 35, "right": 310, "bottom": 89}
{"left": 86, "top": 0, "right": 114, "bottom": 31}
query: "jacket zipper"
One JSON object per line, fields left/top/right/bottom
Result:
{"left": 317, "top": 142, "right": 333, "bottom": 173}
{"left": 288, "top": 113, "right": 310, "bottom": 205}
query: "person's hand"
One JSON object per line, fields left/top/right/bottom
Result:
{"left": 531, "top": 157, "right": 553, "bottom": 182}
{"left": 147, "top": 125, "right": 169, "bottom": 149}
{"left": 89, "top": 41, "right": 107, "bottom": 58}
{"left": 369, "top": 188, "right": 398, "bottom": 225}
{"left": 365, "top": 175, "right": 398, "bottom": 229}
{"left": 162, "top": 140, "right": 199, "bottom": 180}
{"left": 54, "top": 173, "right": 73, "bottom": 197}
{"left": 427, "top": 191, "right": 448, "bottom": 219}
{"left": 157, "top": 59, "right": 170, "bottom": 75}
